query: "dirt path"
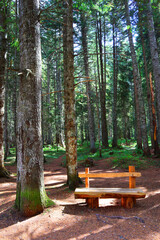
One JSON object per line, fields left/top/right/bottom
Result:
{"left": 0, "top": 156, "right": 160, "bottom": 240}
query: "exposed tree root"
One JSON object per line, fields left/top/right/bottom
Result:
{"left": 0, "top": 166, "right": 10, "bottom": 178}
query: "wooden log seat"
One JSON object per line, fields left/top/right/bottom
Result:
{"left": 74, "top": 166, "right": 146, "bottom": 209}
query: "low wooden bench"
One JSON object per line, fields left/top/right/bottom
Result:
{"left": 74, "top": 166, "right": 146, "bottom": 209}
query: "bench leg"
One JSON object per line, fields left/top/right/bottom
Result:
{"left": 121, "top": 197, "right": 134, "bottom": 209}
{"left": 86, "top": 198, "right": 99, "bottom": 208}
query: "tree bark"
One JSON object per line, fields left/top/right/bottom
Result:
{"left": 13, "top": 0, "right": 19, "bottom": 163}
{"left": 15, "top": 0, "right": 53, "bottom": 217}
{"left": 149, "top": 72, "right": 159, "bottom": 153}
{"left": 46, "top": 61, "right": 52, "bottom": 144}
{"left": 125, "top": 0, "right": 149, "bottom": 155}
{"left": 137, "top": 2, "right": 159, "bottom": 153}
{"left": 96, "top": 16, "right": 108, "bottom": 148}
{"left": 55, "top": 40, "right": 65, "bottom": 148}
{"left": 80, "top": 12, "right": 96, "bottom": 153}
{"left": 112, "top": 22, "right": 118, "bottom": 147}
{"left": 0, "top": 0, "right": 10, "bottom": 178}
{"left": 4, "top": 59, "right": 10, "bottom": 161}
{"left": 94, "top": 63, "right": 102, "bottom": 157}
{"left": 146, "top": 0, "right": 160, "bottom": 144}
{"left": 63, "top": 0, "right": 78, "bottom": 190}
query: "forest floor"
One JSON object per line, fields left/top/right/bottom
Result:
{"left": 0, "top": 155, "right": 160, "bottom": 240}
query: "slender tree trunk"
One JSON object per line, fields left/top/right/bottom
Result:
{"left": 63, "top": 0, "right": 78, "bottom": 190}
{"left": 149, "top": 73, "right": 159, "bottom": 153}
{"left": 112, "top": 22, "right": 118, "bottom": 147}
{"left": 80, "top": 12, "right": 96, "bottom": 153}
{"left": 103, "top": 16, "right": 107, "bottom": 92}
{"left": 125, "top": 0, "right": 149, "bottom": 155}
{"left": 134, "top": 83, "right": 142, "bottom": 149}
{"left": 4, "top": 59, "right": 9, "bottom": 160}
{"left": 147, "top": 0, "right": 160, "bottom": 144}
{"left": 80, "top": 109, "right": 84, "bottom": 144}
{"left": 55, "top": 43, "right": 65, "bottom": 148}
{"left": 94, "top": 64, "right": 102, "bottom": 157}
{"left": 15, "top": 0, "right": 53, "bottom": 217}
{"left": 96, "top": 16, "right": 108, "bottom": 148}
{"left": 46, "top": 62, "right": 52, "bottom": 144}
{"left": 13, "top": 0, "right": 18, "bottom": 162}
{"left": 0, "top": 1, "right": 10, "bottom": 178}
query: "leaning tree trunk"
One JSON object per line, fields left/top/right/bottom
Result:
{"left": 0, "top": 1, "right": 10, "bottom": 178}
{"left": 63, "top": 0, "right": 78, "bottom": 190}
{"left": 80, "top": 11, "right": 96, "bottom": 153}
{"left": 147, "top": 0, "right": 160, "bottom": 144}
{"left": 15, "top": 0, "right": 53, "bottom": 217}
{"left": 125, "top": 0, "right": 149, "bottom": 155}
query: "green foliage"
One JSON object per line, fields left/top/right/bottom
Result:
{"left": 43, "top": 145, "right": 65, "bottom": 163}
{"left": 61, "top": 140, "right": 150, "bottom": 170}
{"left": 4, "top": 148, "right": 16, "bottom": 165}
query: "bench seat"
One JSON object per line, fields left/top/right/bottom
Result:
{"left": 75, "top": 187, "right": 146, "bottom": 199}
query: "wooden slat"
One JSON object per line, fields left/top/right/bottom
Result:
{"left": 74, "top": 187, "right": 146, "bottom": 199}
{"left": 85, "top": 168, "right": 89, "bottom": 188}
{"left": 78, "top": 172, "right": 141, "bottom": 178}
{"left": 129, "top": 166, "right": 136, "bottom": 188}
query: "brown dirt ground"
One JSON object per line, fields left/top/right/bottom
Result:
{"left": 0, "top": 155, "right": 160, "bottom": 240}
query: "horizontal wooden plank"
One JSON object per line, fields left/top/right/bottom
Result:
{"left": 74, "top": 187, "right": 146, "bottom": 199}
{"left": 78, "top": 172, "right": 141, "bottom": 178}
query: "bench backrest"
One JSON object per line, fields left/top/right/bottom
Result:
{"left": 78, "top": 166, "right": 141, "bottom": 188}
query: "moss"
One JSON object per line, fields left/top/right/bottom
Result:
{"left": 43, "top": 192, "right": 55, "bottom": 208}
{"left": 15, "top": 187, "right": 55, "bottom": 217}
{"left": 68, "top": 174, "right": 79, "bottom": 190}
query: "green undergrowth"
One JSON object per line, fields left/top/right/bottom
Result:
{"left": 4, "top": 148, "right": 16, "bottom": 165}
{"left": 4, "top": 140, "right": 160, "bottom": 170}
{"left": 43, "top": 145, "right": 65, "bottom": 164}
{"left": 62, "top": 140, "right": 157, "bottom": 169}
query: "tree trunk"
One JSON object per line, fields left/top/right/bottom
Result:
{"left": 112, "top": 22, "right": 118, "bottom": 147}
{"left": 134, "top": 83, "right": 142, "bottom": 149}
{"left": 96, "top": 16, "right": 108, "bottom": 148}
{"left": 55, "top": 42, "right": 65, "bottom": 148}
{"left": 138, "top": 9, "right": 159, "bottom": 153}
{"left": 149, "top": 73, "right": 159, "bottom": 153}
{"left": 94, "top": 63, "right": 102, "bottom": 157}
{"left": 4, "top": 59, "right": 10, "bottom": 161}
{"left": 147, "top": 0, "right": 160, "bottom": 144}
{"left": 0, "top": 1, "right": 10, "bottom": 178}
{"left": 15, "top": 0, "right": 53, "bottom": 217}
{"left": 46, "top": 62, "right": 52, "bottom": 144}
{"left": 63, "top": 0, "right": 78, "bottom": 190}
{"left": 80, "top": 12, "right": 96, "bottom": 153}
{"left": 80, "top": 109, "right": 84, "bottom": 144}
{"left": 125, "top": 0, "right": 149, "bottom": 155}
{"left": 13, "top": 0, "right": 18, "bottom": 162}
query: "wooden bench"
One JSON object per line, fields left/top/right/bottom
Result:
{"left": 74, "top": 166, "right": 146, "bottom": 209}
